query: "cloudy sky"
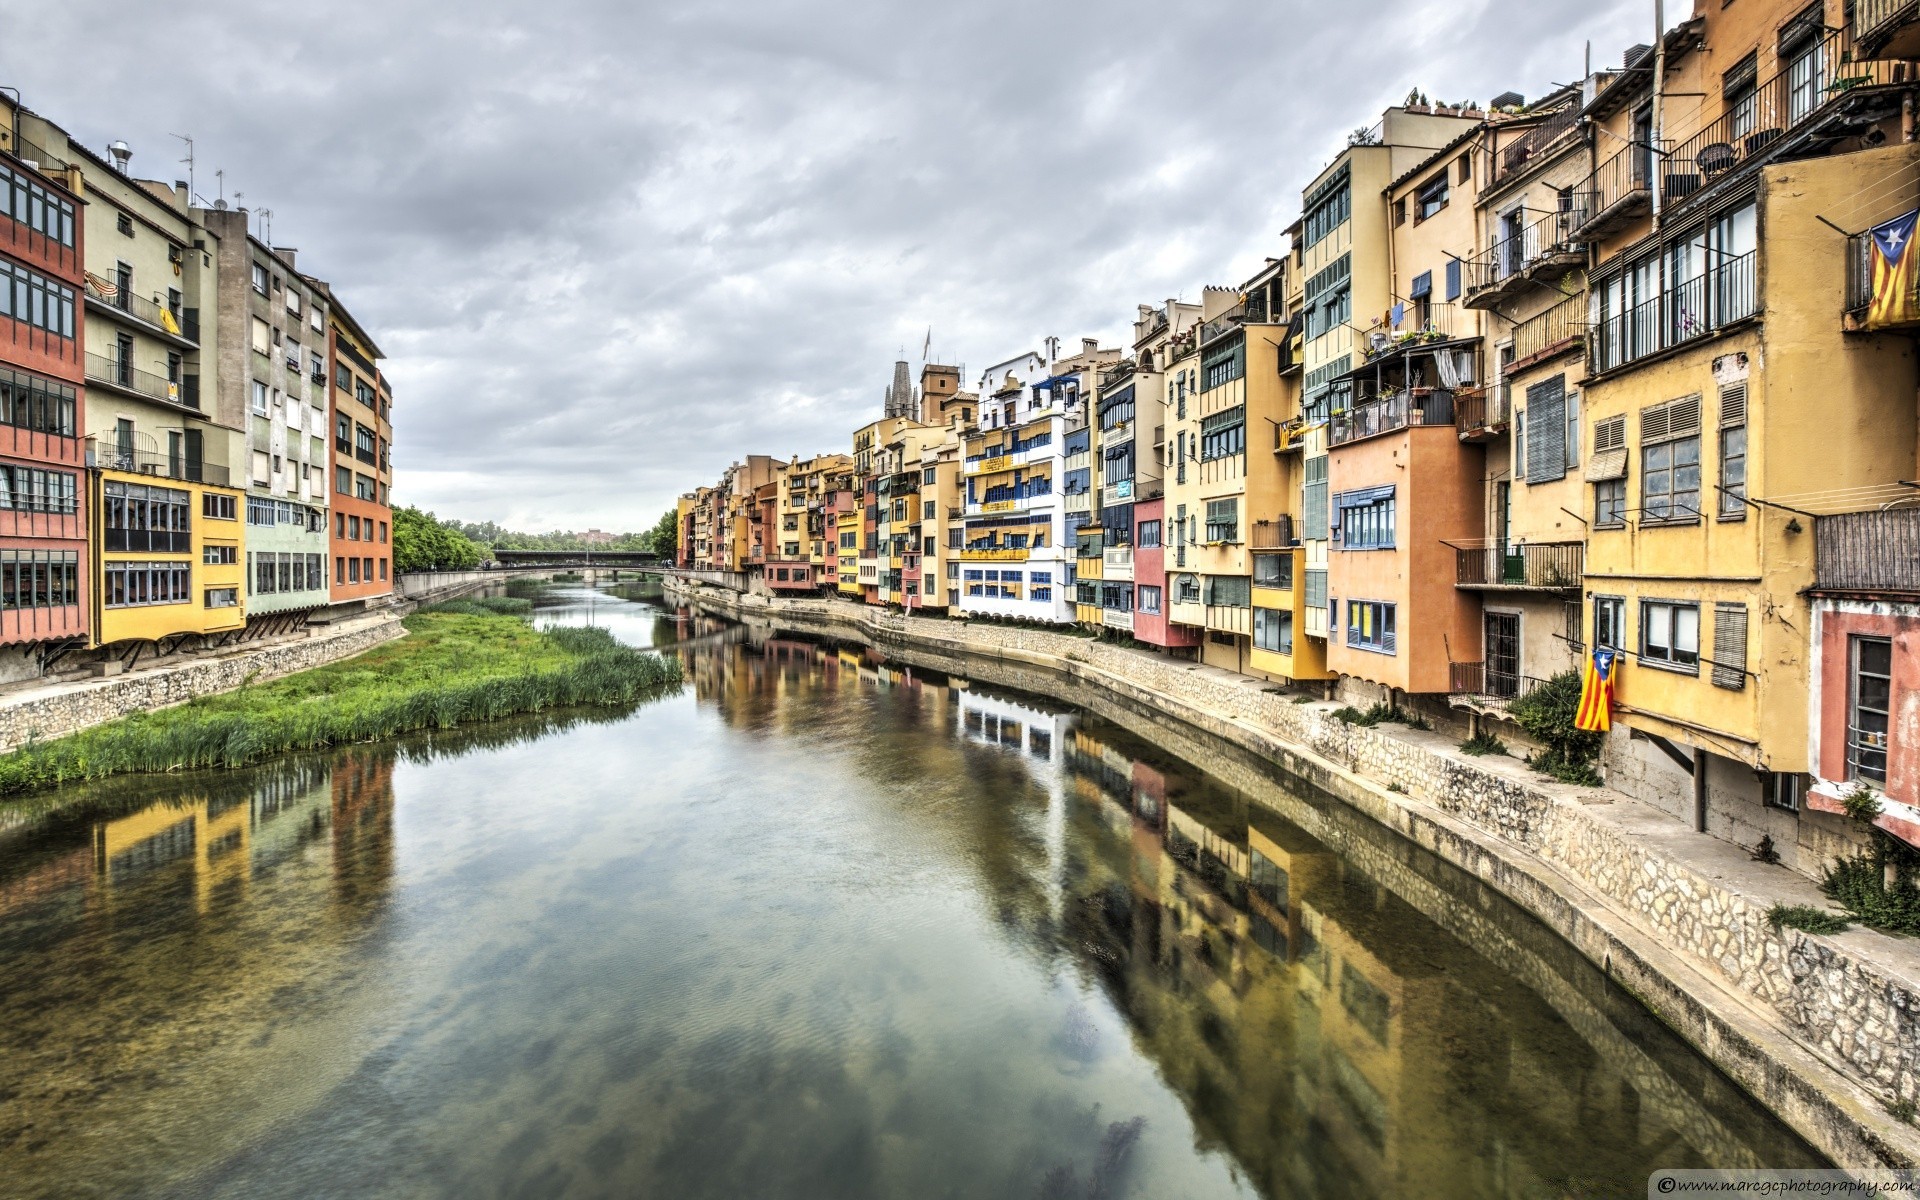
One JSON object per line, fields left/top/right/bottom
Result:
{"left": 14, "top": 0, "right": 1650, "bottom": 532}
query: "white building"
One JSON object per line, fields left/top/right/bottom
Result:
{"left": 959, "top": 349, "right": 1079, "bottom": 624}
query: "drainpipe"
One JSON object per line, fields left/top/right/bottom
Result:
{"left": 1651, "top": 0, "right": 1666, "bottom": 225}
{"left": 1692, "top": 747, "right": 1708, "bottom": 832}
{"left": 1904, "top": 91, "right": 1915, "bottom": 143}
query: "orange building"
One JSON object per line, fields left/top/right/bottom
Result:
{"left": 322, "top": 299, "right": 392, "bottom": 606}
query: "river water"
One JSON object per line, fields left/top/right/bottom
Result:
{"left": 0, "top": 582, "right": 1823, "bottom": 1198}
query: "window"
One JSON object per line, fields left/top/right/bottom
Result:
{"left": 0, "top": 367, "right": 77, "bottom": 437}
{"left": 335, "top": 466, "right": 352, "bottom": 495}
{"left": 1201, "top": 342, "right": 1243, "bottom": 392}
{"left": 1303, "top": 255, "right": 1352, "bottom": 341}
{"left": 102, "top": 481, "right": 189, "bottom": 550}
{"left": 1712, "top": 602, "right": 1749, "bottom": 690}
{"left": 1335, "top": 486, "right": 1395, "bottom": 549}
{"left": 1393, "top": 198, "right": 1407, "bottom": 226}
{"left": 1593, "top": 596, "right": 1625, "bottom": 651}
{"left": 1175, "top": 574, "right": 1200, "bottom": 603}
{"left": 251, "top": 263, "right": 269, "bottom": 295}
{"left": 1640, "top": 599, "right": 1701, "bottom": 671}
{"left": 1782, "top": 7, "right": 1827, "bottom": 123}
{"left": 1765, "top": 772, "right": 1806, "bottom": 812}
{"left": 355, "top": 423, "right": 377, "bottom": 464}
{"left": 379, "top": 521, "right": 388, "bottom": 543}
{"left": 1457, "top": 152, "right": 1472, "bottom": 182}
{"left": 336, "top": 362, "right": 352, "bottom": 391}
{"left": 201, "top": 544, "right": 237, "bottom": 565}
{"left": 203, "top": 586, "right": 238, "bottom": 609}
{"left": 1137, "top": 519, "right": 1161, "bottom": 548}
{"left": 379, "top": 558, "right": 388, "bottom": 581}
{"left": 336, "top": 556, "right": 346, "bottom": 585}
{"left": 1640, "top": 395, "right": 1702, "bottom": 524}
{"left": 1138, "top": 584, "right": 1162, "bottom": 614}
{"left": 1205, "top": 576, "right": 1251, "bottom": 607}
{"left": 0, "top": 260, "right": 76, "bottom": 339}
{"left": 1849, "top": 636, "right": 1892, "bottom": 785}
{"left": 1253, "top": 552, "right": 1293, "bottom": 588}
{"left": 1718, "top": 382, "right": 1747, "bottom": 519}
{"left": 1254, "top": 607, "right": 1293, "bottom": 654}
{"left": 252, "top": 379, "right": 269, "bottom": 414}
{"left": 1596, "top": 479, "right": 1627, "bottom": 527}
{"left": 349, "top": 558, "right": 361, "bottom": 583}
{"left": 1200, "top": 406, "right": 1245, "bottom": 460}
{"left": 1204, "top": 497, "right": 1239, "bottom": 543}
{"left": 1414, "top": 172, "right": 1448, "bottom": 221}
{"left": 286, "top": 289, "right": 301, "bottom": 316}
{"left": 1302, "top": 167, "right": 1350, "bottom": 249}
{"left": 1524, "top": 376, "right": 1569, "bottom": 484}
{"left": 104, "top": 561, "right": 191, "bottom": 608}
{"left": 0, "top": 550, "right": 79, "bottom": 609}
{"left": 0, "top": 466, "right": 77, "bottom": 515}
{"left": 356, "top": 473, "right": 377, "bottom": 501}
{"left": 1, "top": 163, "right": 77, "bottom": 247}
{"left": 1345, "top": 601, "right": 1396, "bottom": 653}
{"left": 202, "top": 493, "right": 237, "bottom": 521}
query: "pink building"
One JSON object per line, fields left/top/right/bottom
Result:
{"left": 1131, "top": 498, "right": 1200, "bottom": 653}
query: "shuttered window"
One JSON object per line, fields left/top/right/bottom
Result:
{"left": 1718, "top": 382, "right": 1747, "bottom": 519}
{"left": 1640, "top": 395, "right": 1703, "bottom": 523}
{"left": 1713, "top": 602, "right": 1749, "bottom": 689}
{"left": 1303, "top": 455, "right": 1329, "bottom": 540}
{"left": 1586, "top": 413, "right": 1629, "bottom": 482}
{"left": 1525, "top": 376, "right": 1568, "bottom": 484}
{"left": 1445, "top": 258, "right": 1462, "bottom": 300}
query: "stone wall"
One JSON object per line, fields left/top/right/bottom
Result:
{"left": 665, "top": 580, "right": 1920, "bottom": 1168}
{"left": 0, "top": 616, "right": 405, "bottom": 751}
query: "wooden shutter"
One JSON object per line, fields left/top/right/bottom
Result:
{"left": 1719, "top": 382, "right": 1747, "bottom": 427}
{"left": 1585, "top": 413, "right": 1629, "bottom": 481}
{"left": 1594, "top": 414, "right": 1627, "bottom": 453}
{"left": 1526, "top": 376, "right": 1568, "bottom": 484}
{"left": 1712, "top": 602, "right": 1748, "bottom": 690}
{"left": 1446, "top": 258, "right": 1462, "bottom": 300}
{"left": 1669, "top": 394, "right": 1703, "bottom": 438}
{"left": 1641, "top": 400, "right": 1671, "bottom": 443}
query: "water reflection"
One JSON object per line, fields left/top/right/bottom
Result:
{"left": 0, "top": 584, "right": 1822, "bottom": 1199}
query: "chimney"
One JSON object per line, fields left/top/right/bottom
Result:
{"left": 1082, "top": 337, "right": 1098, "bottom": 354}
{"left": 106, "top": 141, "right": 131, "bottom": 173}
{"left": 274, "top": 247, "right": 298, "bottom": 270}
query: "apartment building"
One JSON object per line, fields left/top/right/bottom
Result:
{"left": 1573, "top": 0, "right": 1919, "bottom": 867}
{"left": 321, "top": 292, "right": 392, "bottom": 606}
{"left": 1126, "top": 301, "right": 1203, "bottom": 655}
{"left": 198, "top": 207, "right": 332, "bottom": 620}
{"left": 0, "top": 108, "right": 92, "bottom": 666}
{"left": 1452, "top": 84, "right": 1597, "bottom": 725}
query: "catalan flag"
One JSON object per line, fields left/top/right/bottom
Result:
{"left": 1574, "top": 647, "right": 1616, "bottom": 734}
{"left": 1866, "top": 209, "right": 1920, "bottom": 330}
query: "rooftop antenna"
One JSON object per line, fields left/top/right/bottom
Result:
{"left": 259, "top": 206, "right": 273, "bottom": 243}
{"left": 171, "top": 133, "right": 196, "bottom": 202}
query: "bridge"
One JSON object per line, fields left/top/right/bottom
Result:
{"left": 487, "top": 549, "right": 664, "bottom": 568}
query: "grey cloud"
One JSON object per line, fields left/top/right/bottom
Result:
{"left": 9, "top": 0, "right": 1645, "bottom": 529}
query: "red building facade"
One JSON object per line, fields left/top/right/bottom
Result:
{"left": 325, "top": 305, "right": 392, "bottom": 607}
{"left": 1131, "top": 497, "right": 1197, "bottom": 652}
{"left": 0, "top": 141, "right": 88, "bottom": 651}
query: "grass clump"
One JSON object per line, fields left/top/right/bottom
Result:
{"left": 1767, "top": 903, "right": 1851, "bottom": 935}
{"left": 1459, "top": 730, "right": 1508, "bottom": 757}
{"left": 418, "top": 595, "right": 534, "bottom": 617}
{"left": 1331, "top": 701, "right": 1425, "bottom": 729}
{"left": 1816, "top": 782, "right": 1920, "bottom": 935}
{"left": 0, "top": 609, "right": 681, "bottom": 799}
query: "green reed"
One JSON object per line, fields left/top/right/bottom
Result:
{"left": 0, "top": 610, "right": 682, "bottom": 799}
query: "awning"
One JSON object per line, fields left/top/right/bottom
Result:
{"left": 1331, "top": 334, "right": 1479, "bottom": 383}
{"left": 1584, "top": 448, "right": 1628, "bottom": 482}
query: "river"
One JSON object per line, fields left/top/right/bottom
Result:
{"left": 0, "top": 581, "right": 1824, "bottom": 1198}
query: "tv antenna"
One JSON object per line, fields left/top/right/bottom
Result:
{"left": 171, "top": 133, "right": 196, "bottom": 202}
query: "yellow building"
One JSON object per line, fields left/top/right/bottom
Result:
{"left": 90, "top": 471, "right": 246, "bottom": 647}
{"left": 1573, "top": 0, "right": 1916, "bottom": 866}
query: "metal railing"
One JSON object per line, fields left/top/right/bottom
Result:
{"left": 1568, "top": 145, "right": 1650, "bottom": 235}
{"left": 1815, "top": 509, "right": 1920, "bottom": 593}
{"left": 1449, "top": 661, "right": 1553, "bottom": 701}
{"left": 1512, "top": 293, "right": 1590, "bottom": 362}
{"left": 1330, "top": 389, "right": 1457, "bottom": 446}
{"left": 1463, "top": 209, "right": 1578, "bottom": 297}
{"left": 1489, "top": 106, "right": 1580, "bottom": 188}
{"left": 85, "top": 281, "right": 199, "bottom": 343}
{"left": 1454, "top": 541, "right": 1583, "bottom": 589}
{"left": 1856, "top": 0, "right": 1920, "bottom": 48}
{"left": 84, "top": 353, "right": 199, "bottom": 408}
{"left": 1590, "top": 251, "right": 1755, "bottom": 373}
{"left": 1199, "top": 304, "right": 1246, "bottom": 346}
{"left": 1250, "top": 515, "right": 1298, "bottom": 549}
{"left": 89, "top": 440, "right": 231, "bottom": 487}
{"left": 1454, "top": 386, "right": 1511, "bottom": 439}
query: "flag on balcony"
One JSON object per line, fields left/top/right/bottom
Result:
{"left": 1867, "top": 209, "right": 1920, "bottom": 330}
{"left": 1574, "top": 646, "right": 1616, "bottom": 733}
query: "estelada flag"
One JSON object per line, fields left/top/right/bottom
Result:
{"left": 1867, "top": 209, "right": 1920, "bottom": 329}
{"left": 1575, "top": 647, "right": 1616, "bottom": 733}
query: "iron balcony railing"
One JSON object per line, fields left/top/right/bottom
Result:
{"left": 1590, "top": 251, "right": 1756, "bottom": 374}
{"left": 1855, "top": 0, "right": 1920, "bottom": 51}
{"left": 1198, "top": 303, "right": 1247, "bottom": 346}
{"left": 1512, "top": 293, "right": 1590, "bottom": 362}
{"left": 336, "top": 337, "right": 377, "bottom": 377}
{"left": 1454, "top": 385, "right": 1511, "bottom": 440}
{"left": 90, "top": 439, "right": 232, "bottom": 489}
{"left": 1250, "top": 515, "right": 1298, "bottom": 549}
{"left": 1489, "top": 105, "right": 1580, "bottom": 188}
{"left": 84, "top": 278, "right": 199, "bottom": 343}
{"left": 1454, "top": 541, "right": 1583, "bottom": 590}
{"left": 1330, "top": 389, "right": 1457, "bottom": 446}
{"left": 1462, "top": 208, "right": 1578, "bottom": 297}
{"left": 1815, "top": 509, "right": 1920, "bottom": 594}
{"left": 1568, "top": 145, "right": 1651, "bottom": 237}
{"left": 1449, "top": 661, "right": 1553, "bottom": 702}
{"left": 84, "top": 353, "right": 199, "bottom": 409}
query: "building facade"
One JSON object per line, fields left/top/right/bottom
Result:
{"left": 322, "top": 295, "right": 392, "bottom": 606}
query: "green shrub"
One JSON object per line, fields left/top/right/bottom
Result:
{"left": 1507, "top": 671, "right": 1604, "bottom": 784}
{"left": 1767, "top": 903, "right": 1850, "bottom": 935}
{"left": 1459, "top": 730, "right": 1508, "bottom": 756}
{"left": 1843, "top": 783, "right": 1883, "bottom": 824}
{"left": 0, "top": 612, "right": 681, "bottom": 800}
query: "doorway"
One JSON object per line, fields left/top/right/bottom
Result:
{"left": 1485, "top": 611, "right": 1520, "bottom": 697}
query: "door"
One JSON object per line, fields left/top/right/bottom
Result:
{"left": 167, "top": 430, "right": 183, "bottom": 479}
{"left": 1485, "top": 612, "right": 1521, "bottom": 697}
{"left": 1493, "top": 482, "right": 1521, "bottom": 583}
{"left": 115, "top": 418, "right": 134, "bottom": 470}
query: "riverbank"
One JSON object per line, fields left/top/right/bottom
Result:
{"left": 664, "top": 578, "right": 1920, "bottom": 1170}
{"left": 0, "top": 607, "right": 681, "bottom": 802}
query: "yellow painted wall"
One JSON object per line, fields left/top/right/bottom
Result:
{"left": 93, "top": 471, "right": 246, "bottom": 646}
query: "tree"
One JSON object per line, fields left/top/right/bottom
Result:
{"left": 643, "top": 508, "right": 679, "bottom": 557}
{"left": 392, "top": 506, "right": 487, "bottom": 572}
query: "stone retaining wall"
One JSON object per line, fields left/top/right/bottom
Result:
{"left": 0, "top": 616, "right": 405, "bottom": 752}
{"left": 667, "top": 580, "right": 1920, "bottom": 1169}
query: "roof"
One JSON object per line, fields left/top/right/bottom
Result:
{"left": 1386, "top": 122, "right": 1486, "bottom": 194}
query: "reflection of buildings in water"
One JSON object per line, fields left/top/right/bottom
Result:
{"left": 331, "top": 752, "right": 398, "bottom": 909}
{"left": 959, "top": 688, "right": 1073, "bottom": 768}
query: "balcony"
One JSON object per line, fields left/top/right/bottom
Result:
{"left": 336, "top": 337, "right": 377, "bottom": 377}
{"left": 1205, "top": 605, "right": 1250, "bottom": 635}
{"left": 1455, "top": 385, "right": 1511, "bottom": 443}
{"left": 1462, "top": 209, "right": 1584, "bottom": 310}
{"left": 1198, "top": 303, "right": 1247, "bottom": 347}
{"left": 88, "top": 437, "right": 231, "bottom": 487}
{"left": 1448, "top": 661, "right": 1553, "bottom": 705}
{"left": 1568, "top": 146, "right": 1651, "bottom": 242}
{"left": 1250, "top": 515, "right": 1298, "bottom": 549}
{"left": 1454, "top": 540, "right": 1583, "bottom": 590}
{"left": 960, "top": 547, "right": 1030, "bottom": 563}
{"left": 84, "top": 353, "right": 200, "bottom": 411}
{"left": 1857, "top": 0, "right": 1920, "bottom": 57}
{"left": 1103, "top": 546, "right": 1133, "bottom": 580}
{"left": 1101, "top": 608, "right": 1134, "bottom": 632}
{"left": 1590, "top": 252, "right": 1755, "bottom": 375}
{"left": 1487, "top": 104, "right": 1580, "bottom": 191}
{"left": 1330, "top": 389, "right": 1458, "bottom": 447}
{"left": 1815, "top": 509, "right": 1920, "bottom": 595}
{"left": 1510, "top": 292, "right": 1590, "bottom": 365}
{"left": 84, "top": 277, "right": 199, "bottom": 345}
{"left": 1846, "top": 230, "right": 1920, "bottom": 330}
